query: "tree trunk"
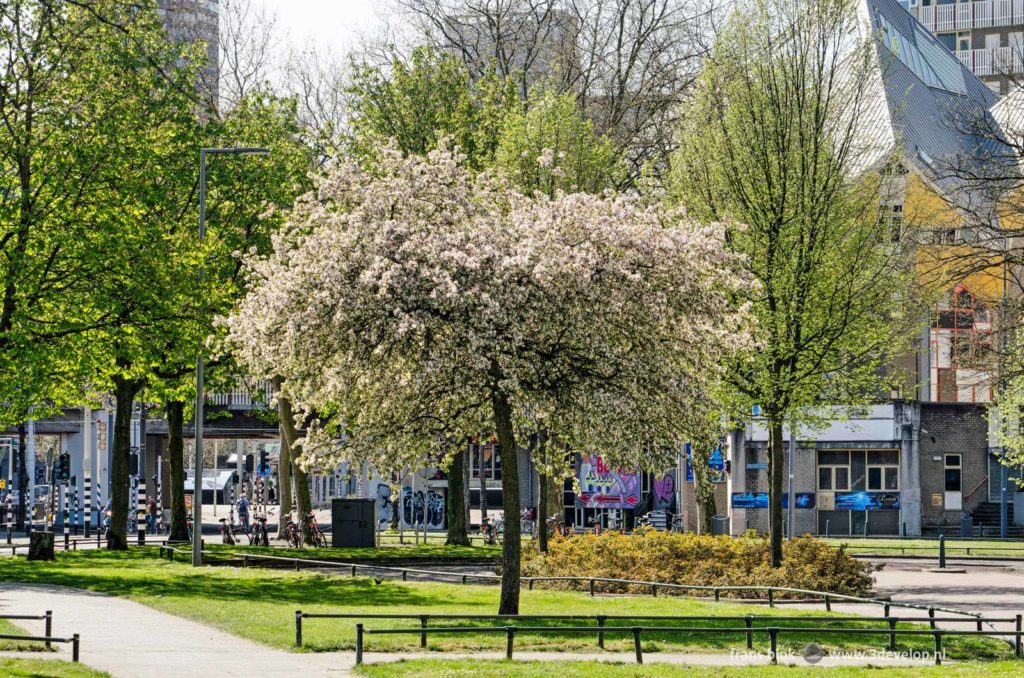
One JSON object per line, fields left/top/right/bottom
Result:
{"left": 690, "top": 440, "right": 718, "bottom": 536}
{"left": 491, "top": 387, "right": 521, "bottom": 615}
{"left": 538, "top": 473, "right": 548, "bottom": 552}
{"left": 277, "top": 389, "right": 314, "bottom": 544}
{"left": 767, "top": 418, "right": 785, "bottom": 567}
{"left": 275, "top": 421, "right": 293, "bottom": 539}
{"left": 535, "top": 429, "right": 549, "bottom": 552}
{"left": 108, "top": 376, "right": 142, "bottom": 550}
{"left": 16, "top": 423, "right": 27, "bottom": 530}
{"left": 445, "top": 445, "right": 470, "bottom": 546}
{"left": 293, "top": 463, "right": 313, "bottom": 544}
{"left": 478, "top": 442, "right": 488, "bottom": 523}
{"left": 166, "top": 400, "right": 190, "bottom": 542}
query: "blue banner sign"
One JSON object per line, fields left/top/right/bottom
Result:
{"left": 834, "top": 492, "right": 900, "bottom": 510}
{"left": 685, "top": 444, "right": 727, "bottom": 483}
{"left": 731, "top": 492, "right": 815, "bottom": 509}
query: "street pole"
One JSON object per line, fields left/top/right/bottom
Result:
{"left": 193, "top": 147, "right": 268, "bottom": 567}
{"left": 27, "top": 411, "right": 34, "bottom": 535}
{"left": 1000, "top": 231, "right": 1010, "bottom": 541}
{"left": 787, "top": 419, "right": 795, "bottom": 540}
{"left": 1001, "top": 462, "right": 1009, "bottom": 539}
{"left": 83, "top": 407, "right": 91, "bottom": 539}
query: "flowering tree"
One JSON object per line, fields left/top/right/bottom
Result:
{"left": 226, "top": 143, "right": 756, "bottom": 613}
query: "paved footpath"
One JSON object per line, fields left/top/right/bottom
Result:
{"left": 0, "top": 583, "right": 352, "bottom": 678}
{"left": 0, "top": 584, "right": 941, "bottom": 677}
{"left": 789, "top": 559, "right": 1024, "bottom": 636}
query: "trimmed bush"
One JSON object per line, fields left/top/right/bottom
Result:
{"left": 520, "top": 529, "right": 875, "bottom": 598}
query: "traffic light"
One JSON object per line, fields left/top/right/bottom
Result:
{"left": 259, "top": 448, "right": 268, "bottom": 468}
{"left": 128, "top": 453, "right": 139, "bottom": 476}
{"left": 244, "top": 454, "right": 254, "bottom": 473}
{"left": 57, "top": 453, "right": 71, "bottom": 482}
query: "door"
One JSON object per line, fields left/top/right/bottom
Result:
{"left": 944, "top": 454, "right": 963, "bottom": 511}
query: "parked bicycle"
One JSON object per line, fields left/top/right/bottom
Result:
{"left": 302, "top": 511, "right": 327, "bottom": 548}
{"left": 283, "top": 513, "right": 301, "bottom": 548}
{"left": 480, "top": 516, "right": 503, "bottom": 545}
{"left": 219, "top": 517, "right": 238, "bottom": 545}
{"left": 249, "top": 514, "right": 270, "bottom": 547}
{"left": 284, "top": 511, "right": 327, "bottom": 548}
{"left": 520, "top": 508, "right": 535, "bottom": 535}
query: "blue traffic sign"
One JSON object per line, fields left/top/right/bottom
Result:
{"left": 256, "top": 461, "right": 272, "bottom": 478}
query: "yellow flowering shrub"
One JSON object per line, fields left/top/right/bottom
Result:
{"left": 521, "top": 529, "right": 874, "bottom": 598}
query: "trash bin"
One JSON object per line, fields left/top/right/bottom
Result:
{"left": 711, "top": 515, "right": 730, "bottom": 536}
{"left": 959, "top": 514, "right": 973, "bottom": 538}
{"left": 28, "top": 531, "right": 55, "bottom": 561}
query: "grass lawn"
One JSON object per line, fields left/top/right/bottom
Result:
{"left": 823, "top": 539, "right": 1024, "bottom": 557}
{"left": 355, "top": 660, "right": 1024, "bottom": 678}
{"left": 199, "top": 542, "right": 500, "bottom": 561}
{"left": 0, "top": 617, "right": 51, "bottom": 652}
{"left": 0, "top": 658, "right": 109, "bottom": 677}
{"left": 0, "top": 550, "right": 1010, "bottom": 660}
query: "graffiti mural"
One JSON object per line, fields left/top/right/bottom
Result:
{"left": 400, "top": 487, "right": 447, "bottom": 529}
{"left": 653, "top": 471, "right": 675, "bottom": 510}
{"left": 426, "top": 490, "right": 445, "bottom": 529}
{"left": 376, "top": 483, "right": 393, "bottom": 528}
{"left": 575, "top": 454, "right": 641, "bottom": 508}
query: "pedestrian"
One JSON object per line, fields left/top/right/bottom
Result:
{"left": 236, "top": 494, "right": 250, "bottom": 532}
{"left": 147, "top": 496, "right": 158, "bottom": 533}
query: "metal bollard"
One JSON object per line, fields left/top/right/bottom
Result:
{"left": 768, "top": 628, "right": 779, "bottom": 665}
{"left": 505, "top": 627, "right": 515, "bottom": 660}
{"left": 402, "top": 570, "right": 408, "bottom": 581}
{"left": 352, "top": 565, "right": 357, "bottom": 577}
{"left": 632, "top": 627, "right": 643, "bottom": 664}
{"left": 744, "top": 616, "right": 753, "bottom": 649}
{"left": 45, "top": 611, "right": 52, "bottom": 649}
{"left": 1016, "top": 614, "right": 1022, "bottom": 658}
{"left": 355, "top": 624, "right": 364, "bottom": 665}
{"left": 651, "top": 584, "right": 657, "bottom": 597}
{"left": 420, "top": 616, "right": 428, "bottom": 648}
{"left": 295, "top": 611, "right": 303, "bottom": 647}
{"left": 768, "top": 588, "right": 774, "bottom": 608}
{"left": 714, "top": 588, "right": 720, "bottom": 602}
{"left": 597, "top": 616, "right": 606, "bottom": 649}
{"left": 72, "top": 633, "right": 80, "bottom": 662}
{"left": 928, "top": 607, "right": 935, "bottom": 630}
{"left": 938, "top": 535, "right": 946, "bottom": 569}
{"left": 933, "top": 631, "right": 942, "bottom": 665}
{"left": 590, "top": 578, "right": 595, "bottom": 596}
{"left": 825, "top": 595, "right": 831, "bottom": 612}
{"left": 888, "top": 617, "right": 897, "bottom": 651}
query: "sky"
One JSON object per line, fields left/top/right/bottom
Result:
{"left": 258, "top": 0, "right": 392, "bottom": 54}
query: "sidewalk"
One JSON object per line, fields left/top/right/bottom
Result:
{"left": 0, "top": 583, "right": 351, "bottom": 678}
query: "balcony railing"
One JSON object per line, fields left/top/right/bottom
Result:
{"left": 912, "top": 0, "right": 1024, "bottom": 33}
{"left": 209, "top": 379, "right": 274, "bottom": 410}
{"left": 956, "top": 46, "right": 1024, "bottom": 75}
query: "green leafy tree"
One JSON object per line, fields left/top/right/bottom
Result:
{"left": 670, "top": 0, "right": 917, "bottom": 565}
{"left": 346, "top": 45, "right": 516, "bottom": 169}
{"left": 0, "top": 0, "right": 164, "bottom": 427}
{"left": 495, "top": 87, "right": 623, "bottom": 196}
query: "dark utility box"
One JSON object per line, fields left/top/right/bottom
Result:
{"left": 331, "top": 498, "right": 376, "bottom": 548}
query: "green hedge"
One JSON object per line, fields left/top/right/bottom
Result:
{"left": 521, "top": 529, "right": 875, "bottom": 598}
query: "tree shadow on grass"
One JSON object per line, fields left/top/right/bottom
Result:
{"left": 0, "top": 549, "right": 442, "bottom": 609}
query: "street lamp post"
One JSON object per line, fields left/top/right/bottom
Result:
{"left": 193, "top": 147, "right": 268, "bottom": 567}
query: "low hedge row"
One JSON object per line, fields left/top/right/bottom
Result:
{"left": 520, "top": 529, "right": 875, "bottom": 598}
